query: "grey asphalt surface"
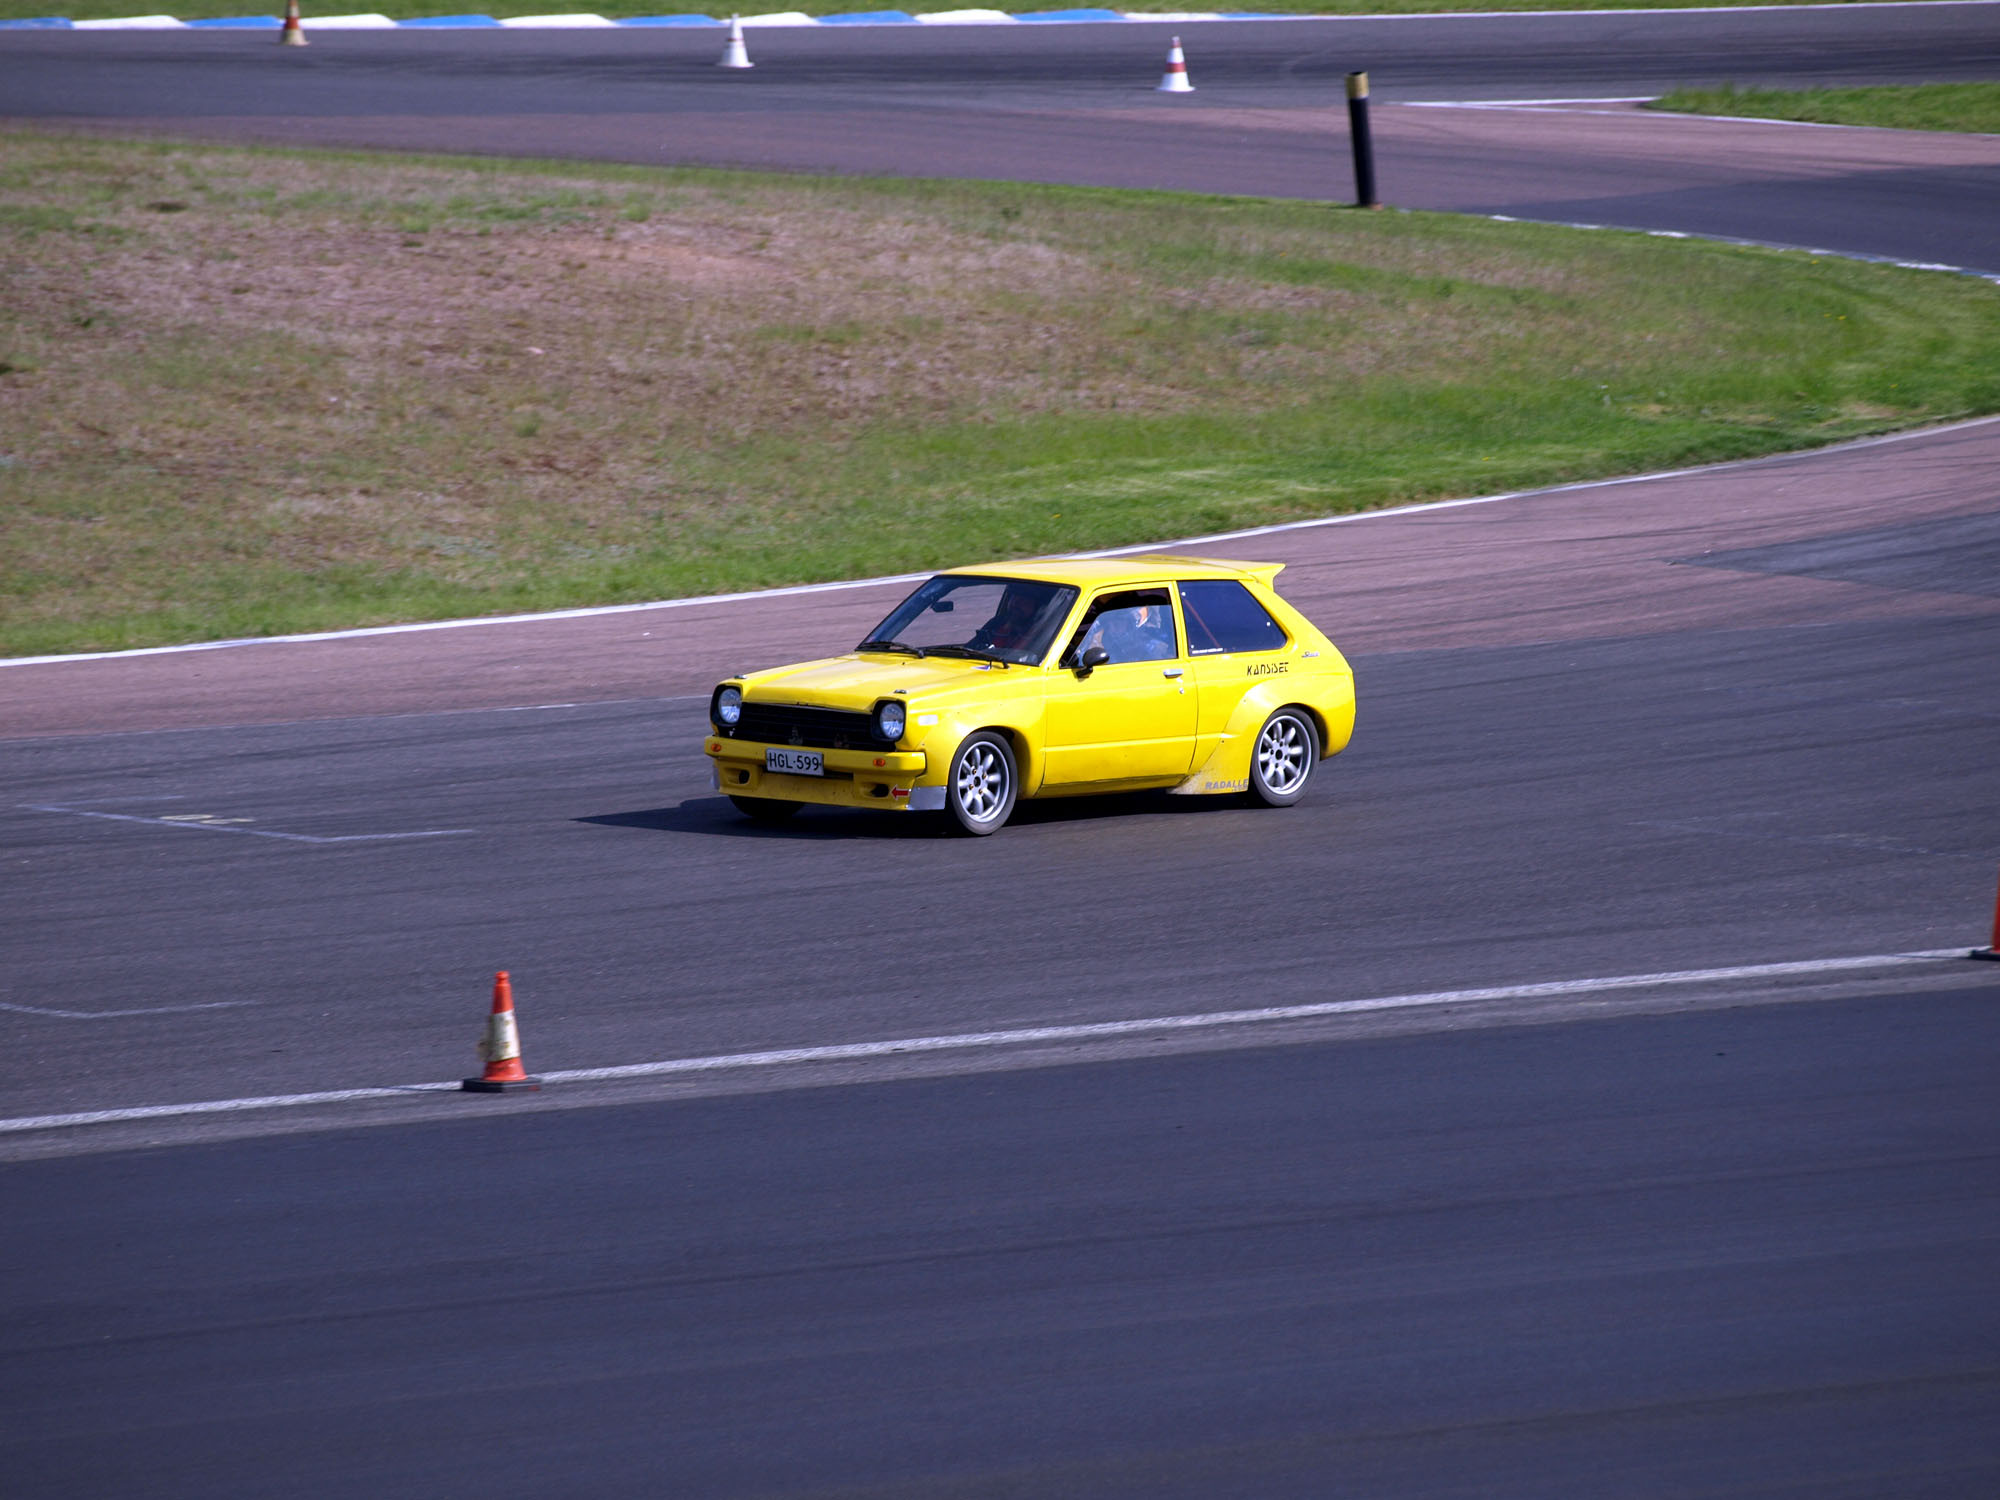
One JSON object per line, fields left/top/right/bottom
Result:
{"left": 5, "top": 607, "right": 1998, "bottom": 1125}
{"left": 10, "top": 6, "right": 2000, "bottom": 106}
{"left": 5, "top": 10, "right": 2000, "bottom": 1493}
{"left": 6, "top": 5, "right": 2000, "bottom": 270}
{"left": 3, "top": 432, "right": 1998, "bottom": 1500}
{"left": 4, "top": 989, "right": 1997, "bottom": 1498}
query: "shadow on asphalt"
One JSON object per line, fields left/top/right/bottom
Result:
{"left": 576, "top": 790, "right": 1231, "bottom": 840}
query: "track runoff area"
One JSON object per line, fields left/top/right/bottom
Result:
{"left": 0, "top": 950, "right": 1986, "bottom": 1148}
{"left": 6, "top": 423, "right": 1999, "bottom": 1155}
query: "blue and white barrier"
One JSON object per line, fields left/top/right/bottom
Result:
{"left": 3, "top": 8, "right": 1283, "bottom": 26}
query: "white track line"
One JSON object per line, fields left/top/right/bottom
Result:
{"left": 0, "top": 949, "right": 1973, "bottom": 1135}
{"left": 8, "top": 414, "right": 1997, "bottom": 671}
{"left": 0, "top": 1000, "right": 254, "bottom": 1019}
{"left": 1404, "top": 96, "right": 1653, "bottom": 107}
{"left": 39, "top": 1, "right": 2000, "bottom": 26}
{"left": 21, "top": 803, "right": 473, "bottom": 843}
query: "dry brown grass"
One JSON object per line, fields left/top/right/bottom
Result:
{"left": 4, "top": 132, "right": 1995, "bottom": 653}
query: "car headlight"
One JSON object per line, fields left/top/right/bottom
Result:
{"left": 713, "top": 685, "right": 743, "bottom": 729}
{"left": 873, "top": 699, "right": 906, "bottom": 743}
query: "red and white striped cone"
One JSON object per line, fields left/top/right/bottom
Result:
{"left": 717, "top": 15, "right": 753, "bottom": 69}
{"left": 463, "top": 971, "right": 541, "bottom": 1092}
{"left": 1156, "top": 35, "right": 1193, "bottom": 93}
{"left": 1972, "top": 866, "right": 2000, "bottom": 960}
{"left": 278, "top": 0, "right": 307, "bottom": 46}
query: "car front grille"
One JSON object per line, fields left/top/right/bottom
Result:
{"left": 726, "top": 702, "right": 887, "bottom": 751}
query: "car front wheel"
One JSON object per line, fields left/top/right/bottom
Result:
{"left": 1248, "top": 708, "right": 1317, "bottom": 807}
{"left": 945, "top": 732, "right": 1017, "bottom": 836}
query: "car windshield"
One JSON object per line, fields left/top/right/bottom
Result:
{"left": 860, "top": 575, "right": 1079, "bottom": 667}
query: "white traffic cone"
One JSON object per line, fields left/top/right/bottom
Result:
{"left": 1157, "top": 35, "right": 1193, "bottom": 93}
{"left": 717, "top": 15, "right": 752, "bottom": 69}
{"left": 278, "top": 0, "right": 307, "bottom": 45}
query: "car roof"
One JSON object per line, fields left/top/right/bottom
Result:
{"left": 940, "top": 554, "right": 1284, "bottom": 589}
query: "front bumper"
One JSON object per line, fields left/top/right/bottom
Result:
{"left": 704, "top": 739, "right": 941, "bottom": 811}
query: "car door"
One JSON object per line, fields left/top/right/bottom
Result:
{"left": 1041, "top": 586, "right": 1197, "bottom": 786}
{"left": 1179, "top": 577, "right": 1296, "bottom": 747}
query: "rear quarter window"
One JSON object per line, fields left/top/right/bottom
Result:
{"left": 1178, "top": 579, "right": 1289, "bottom": 655}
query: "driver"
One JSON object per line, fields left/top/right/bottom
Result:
{"left": 1090, "top": 601, "right": 1177, "bottom": 663}
{"left": 971, "top": 588, "right": 1044, "bottom": 653}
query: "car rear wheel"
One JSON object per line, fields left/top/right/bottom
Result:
{"left": 945, "top": 732, "right": 1017, "bottom": 836}
{"left": 729, "top": 794, "right": 802, "bottom": 823}
{"left": 1248, "top": 708, "right": 1317, "bottom": 807}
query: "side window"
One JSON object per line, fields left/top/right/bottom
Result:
{"left": 1066, "top": 587, "right": 1179, "bottom": 666}
{"left": 1178, "top": 579, "right": 1288, "bottom": 655}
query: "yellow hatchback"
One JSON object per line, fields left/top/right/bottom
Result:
{"left": 704, "top": 555, "right": 1356, "bottom": 835}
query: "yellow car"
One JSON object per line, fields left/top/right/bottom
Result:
{"left": 704, "top": 555, "right": 1355, "bottom": 835}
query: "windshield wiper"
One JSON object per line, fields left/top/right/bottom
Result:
{"left": 925, "top": 645, "right": 1010, "bottom": 665}
{"left": 857, "top": 637, "right": 926, "bottom": 657}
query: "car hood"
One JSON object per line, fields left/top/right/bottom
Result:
{"left": 743, "top": 653, "right": 1028, "bottom": 709}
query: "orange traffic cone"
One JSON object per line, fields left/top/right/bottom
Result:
{"left": 717, "top": 14, "right": 752, "bottom": 69}
{"left": 1973, "top": 867, "right": 2000, "bottom": 960}
{"left": 463, "top": 971, "right": 541, "bottom": 1091}
{"left": 1156, "top": 35, "right": 1193, "bottom": 94}
{"left": 279, "top": 0, "right": 307, "bottom": 46}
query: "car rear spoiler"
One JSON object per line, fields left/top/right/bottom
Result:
{"left": 1129, "top": 553, "right": 1286, "bottom": 585}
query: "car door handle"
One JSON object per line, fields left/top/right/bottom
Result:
{"left": 1162, "top": 668, "right": 1183, "bottom": 678}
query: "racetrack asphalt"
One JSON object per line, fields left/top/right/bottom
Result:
{"left": 5, "top": 4, "right": 2000, "bottom": 271}
{"left": 3, "top": 14, "right": 1998, "bottom": 1493}
{"left": 4, "top": 420, "right": 1996, "bottom": 1136}
{"left": 4, "top": 987, "right": 1997, "bottom": 1497}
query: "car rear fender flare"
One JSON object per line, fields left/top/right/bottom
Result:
{"left": 1193, "top": 682, "right": 1351, "bottom": 784}
{"left": 1227, "top": 682, "right": 1343, "bottom": 752}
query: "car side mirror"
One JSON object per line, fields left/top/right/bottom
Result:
{"left": 1074, "top": 644, "right": 1109, "bottom": 677}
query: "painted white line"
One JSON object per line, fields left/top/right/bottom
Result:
{"left": 8, "top": 414, "right": 1998, "bottom": 672}
{"left": 22, "top": 803, "right": 473, "bottom": 843}
{"left": 1080, "top": 415, "right": 2000, "bottom": 556}
{"left": 1720, "top": 113, "right": 2000, "bottom": 141}
{"left": 0, "top": 999, "right": 254, "bottom": 1019}
{"left": 0, "top": 569, "right": 936, "bottom": 668}
{"left": 1633, "top": 819, "right": 1955, "bottom": 859}
{"left": 0, "top": 949, "right": 1973, "bottom": 1136}
{"left": 0, "top": 694, "right": 706, "bottom": 748}
{"left": 1406, "top": 105, "right": 1658, "bottom": 119}
{"left": 25, "top": 1, "right": 2000, "bottom": 28}
{"left": 1404, "top": 96, "right": 1654, "bottom": 108}
{"left": 1478, "top": 216, "right": 2000, "bottom": 285}
{"left": 0, "top": 1083, "right": 464, "bottom": 1133}
{"left": 1238, "top": 2, "right": 2000, "bottom": 16}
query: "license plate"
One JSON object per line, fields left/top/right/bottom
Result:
{"left": 765, "top": 748, "right": 824, "bottom": 777}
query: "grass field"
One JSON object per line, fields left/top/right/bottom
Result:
{"left": 1652, "top": 82, "right": 2000, "bottom": 136}
{"left": 3, "top": 132, "right": 1998, "bottom": 655}
{"left": 0, "top": 0, "right": 1933, "bottom": 23}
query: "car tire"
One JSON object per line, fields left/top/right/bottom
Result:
{"left": 729, "top": 795, "right": 802, "bottom": 823}
{"left": 944, "top": 732, "right": 1017, "bottom": 836}
{"left": 1247, "top": 707, "right": 1318, "bottom": 808}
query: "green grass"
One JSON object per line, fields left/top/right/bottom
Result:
{"left": 1651, "top": 82, "right": 2000, "bottom": 135}
{"left": 3, "top": 131, "right": 1998, "bottom": 655}
{"left": 0, "top": 0, "right": 1945, "bottom": 21}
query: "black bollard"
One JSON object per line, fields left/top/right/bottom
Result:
{"left": 1346, "top": 71, "right": 1380, "bottom": 209}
